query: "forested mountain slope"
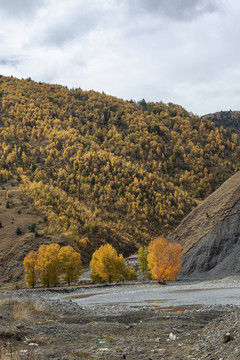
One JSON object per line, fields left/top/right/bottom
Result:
{"left": 0, "top": 75, "right": 240, "bottom": 264}
{"left": 203, "top": 110, "right": 240, "bottom": 135}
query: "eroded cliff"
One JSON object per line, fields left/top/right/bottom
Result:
{"left": 168, "top": 171, "right": 240, "bottom": 278}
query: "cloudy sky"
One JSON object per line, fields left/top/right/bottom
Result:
{"left": 0, "top": 0, "right": 239, "bottom": 115}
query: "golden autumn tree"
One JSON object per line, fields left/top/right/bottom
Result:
{"left": 37, "top": 243, "right": 61, "bottom": 287}
{"left": 137, "top": 246, "right": 151, "bottom": 280}
{"left": 58, "top": 246, "right": 82, "bottom": 285}
{"left": 23, "top": 250, "right": 38, "bottom": 288}
{"left": 90, "top": 244, "right": 136, "bottom": 283}
{"left": 147, "top": 237, "right": 182, "bottom": 283}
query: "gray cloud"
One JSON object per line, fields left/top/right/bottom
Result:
{"left": 0, "top": 58, "right": 20, "bottom": 67}
{"left": 36, "top": 2, "right": 115, "bottom": 48}
{"left": 0, "top": 0, "right": 239, "bottom": 115}
{"left": 128, "top": 0, "right": 222, "bottom": 21}
{"left": 39, "top": 13, "right": 100, "bottom": 47}
{"left": 0, "top": 0, "right": 45, "bottom": 17}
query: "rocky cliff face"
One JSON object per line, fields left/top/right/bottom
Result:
{"left": 168, "top": 171, "right": 240, "bottom": 279}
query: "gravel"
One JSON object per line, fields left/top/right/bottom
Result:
{"left": 0, "top": 278, "right": 240, "bottom": 359}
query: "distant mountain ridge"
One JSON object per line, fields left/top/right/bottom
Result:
{"left": 203, "top": 110, "right": 240, "bottom": 135}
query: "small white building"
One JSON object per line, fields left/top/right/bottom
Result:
{"left": 126, "top": 255, "right": 138, "bottom": 267}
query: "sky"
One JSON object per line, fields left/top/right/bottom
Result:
{"left": 0, "top": 0, "right": 239, "bottom": 115}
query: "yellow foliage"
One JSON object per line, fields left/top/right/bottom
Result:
{"left": 90, "top": 244, "right": 136, "bottom": 283}
{"left": 1, "top": 76, "right": 240, "bottom": 261}
{"left": 58, "top": 246, "right": 82, "bottom": 285}
{"left": 37, "top": 243, "right": 61, "bottom": 286}
{"left": 23, "top": 250, "right": 38, "bottom": 288}
{"left": 147, "top": 237, "right": 182, "bottom": 282}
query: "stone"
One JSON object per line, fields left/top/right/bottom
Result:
{"left": 223, "top": 332, "right": 234, "bottom": 343}
{"left": 15, "top": 322, "right": 24, "bottom": 329}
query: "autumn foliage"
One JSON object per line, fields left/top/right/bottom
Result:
{"left": 23, "top": 244, "right": 82, "bottom": 287}
{"left": 147, "top": 237, "right": 182, "bottom": 282}
{"left": 23, "top": 250, "right": 38, "bottom": 288}
{"left": 58, "top": 245, "right": 82, "bottom": 285}
{"left": 1, "top": 76, "right": 240, "bottom": 261}
{"left": 137, "top": 246, "right": 151, "bottom": 280}
{"left": 90, "top": 244, "right": 137, "bottom": 283}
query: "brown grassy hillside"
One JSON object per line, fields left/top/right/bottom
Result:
{"left": 0, "top": 182, "right": 59, "bottom": 284}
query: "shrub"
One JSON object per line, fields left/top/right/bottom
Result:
{"left": 28, "top": 223, "right": 36, "bottom": 232}
{"left": 16, "top": 227, "right": 22, "bottom": 235}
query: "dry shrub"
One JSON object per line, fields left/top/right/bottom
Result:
{"left": 11, "top": 301, "right": 30, "bottom": 322}
{"left": 0, "top": 299, "right": 34, "bottom": 323}
{"left": 0, "top": 346, "right": 21, "bottom": 360}
{"left": 0, "top": 344, "right": 37, "bottom": 360}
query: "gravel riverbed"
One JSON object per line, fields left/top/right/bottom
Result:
{"left": 0, "top": 279, "right": 240, "bottom": 359}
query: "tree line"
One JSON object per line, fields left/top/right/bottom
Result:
{"left": 23, "top": 244, "right": 82, "bottom": 287}
{"left": 23, "top": 237, "right": 182, "bottom": 287}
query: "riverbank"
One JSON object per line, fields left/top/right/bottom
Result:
{"left": 0, "top": 280, "right": 240, "bottom": 359}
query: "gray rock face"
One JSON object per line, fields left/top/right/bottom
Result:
{"left": 168, "top": 171, "right": 240, "bottom": 279}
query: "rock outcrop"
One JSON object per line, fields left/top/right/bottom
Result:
{"left": 168, "top": 171, "right": 240, "bottom": 279}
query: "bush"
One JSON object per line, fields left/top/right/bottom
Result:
{"left": 16, "top": 227, "right": 22, "bottom": 235}
{"left": 0, "top": 220, "right": 2, "bottom": 228}
{"left": 28, "top": 223, "right": 36, "bottom": 232}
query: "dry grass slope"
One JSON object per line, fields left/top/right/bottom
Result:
{"left": 0, "top": 182, "right": 59, "bottom": 285}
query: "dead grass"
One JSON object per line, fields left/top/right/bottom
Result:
{"left": 0, "top": 299, "right": 41, "bottom": 323}
{"left": 0, "top": 183, "right": 59, "bottom": 285}
{"left": 11, "top": 301, "right": 30, "bottom": 322}
{"left": 0, "top": 345, "right": 37, "bottom": 360}
{"left": 0, "top": 299, "right": 41, "bottom": 360}
{"left": 0, "top": 347, "right": 20, "bottom": 360}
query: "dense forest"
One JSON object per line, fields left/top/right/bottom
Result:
{"left": 203, "top": 110, "right": 240, "bottom": 136}
{"left": 0, "top": 75, "right": 240, "bottom": 262}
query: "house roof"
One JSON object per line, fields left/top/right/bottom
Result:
{"left": 126, "top": 255, "right": 138, "bottom": 260}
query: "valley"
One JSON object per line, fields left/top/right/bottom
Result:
{"left": 0, "top": 280, "right": 239, "bottom": 359}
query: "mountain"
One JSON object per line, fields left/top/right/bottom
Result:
{"left": 0, "top": 182, "right": 60, "bottom": 284}
{"left": 168, "top": 171, "right": 240, "bottom": 279}
{"left": 203, "top": 110, "right": 240, "bottom": 135}
{"left": 1, "top": 75, "right": 240, "bottom": 282}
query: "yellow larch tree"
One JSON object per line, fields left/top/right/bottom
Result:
{"left": 23, "top": 250, "right": 38, "bottom": 288}
{"left": 90, "top": 244, "right": 137, "bottom": 283}
{"left": 37, "top": 243, "right": 61, "bottom": 287}
{"left": 147, "top": 237, "right": 182, "bottom": 283}
{"left": 58, "top": 246, "right": 82, "bottom": 285}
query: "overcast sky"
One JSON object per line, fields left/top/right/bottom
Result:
{"left": 0, "top": 0, "right": 240, "bottom": 115}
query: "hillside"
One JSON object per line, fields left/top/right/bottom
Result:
{"left": 168, "top": 171, "right": 240, "bottom": 278}
{"left": 1, "top": 75, "right": 240, "bottom": 277}
{"left": 0, "top": 182, "right": 60, "bottom": 283}
{"left": 203, "top": 110, "right": 240, "bottom": 135}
